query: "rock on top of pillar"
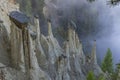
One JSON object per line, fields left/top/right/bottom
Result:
{"left": 9, "top": 11, "right": 29, "bottom": 29}
{"left": 0, "top": 20, "right": 3, "bottom": 23}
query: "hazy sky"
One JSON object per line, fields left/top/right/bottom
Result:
{"left": 96, "top": 1, "right": 120, "bottom": 64}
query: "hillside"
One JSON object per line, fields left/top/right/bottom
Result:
{"left": 0, "top": 0, "right": 110, "bottom": 80}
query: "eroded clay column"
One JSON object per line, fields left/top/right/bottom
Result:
{"left": 47, "top": 20, "right": 53, "bottom": 36}
{"left": 34, "top": 16, "right": 40, "bottom": 43}
{"left": 91, "top": 40, "right": 97, "bottom": 65}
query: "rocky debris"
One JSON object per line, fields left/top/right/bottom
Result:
{"left": 0, "top": 63, "right": 6, "bottom": 68}
{"left": 0, "top": 70, "right": 5, "bottom": 80}
{"left": 0, "top": 67, "right": 26, "bottom": 80}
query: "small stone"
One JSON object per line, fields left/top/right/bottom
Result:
{"left": 30, "top": 32, "right": 37, "bottom": 40}
{"left": 0, "top": 63, "right": 6, "bottom": 68}
{"left": 34, "top": 14, "right": 39, "bottom": 19}
{"left": 0, "top": 20, "right": 3, "bottom": 23}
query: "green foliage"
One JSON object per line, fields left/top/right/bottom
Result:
{"left": 112, "top": 71, "right": 118, "bottom": 80}
{"left": 101, "top": 48, "right": 114, "bottom": 74}
{"left": 86, "top": 72, "right": 106, "bottom": 80}
{"left": 101, "top": 49, "right": 120, "bottom": 80}
{"left": 109, "top": 0, "right": 120, "bottom": 5}
{"left": 98, "top": 74, "right": 105, "bottom": 80}
{"left": 88, "top": 0, "right": 120, "bottom": 5}
{"left": 112, "top": 63, "right": 120, "bottom": 80}
{"left": 88, "top": 0, "right": 95, "bottom": 2}
{"left": 87, "top": 71, "right": 95, "bottom": 80}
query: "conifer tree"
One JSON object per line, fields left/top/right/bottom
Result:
{"left": 98, "top": 74, "right": 105, "bottom": 80}
{"left": 87, "top": 71, "right": 95, "bottom": 80}
{"left": 101, "top": 48, "right": 114, "bottom": 74}
{"left": 112, "top": 63, "right": 120, "bottom": 80}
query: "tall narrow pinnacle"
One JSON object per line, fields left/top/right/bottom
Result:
{"left": 34, "top": 16, "right": 40, "bottom": 43}
{"left": 91, "top": 40, "right": 97, "bottom": 65}
{"left": 47, "top": 20, "right": 53, "bottom": 36}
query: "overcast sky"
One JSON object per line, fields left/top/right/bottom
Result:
{"left": 96, "top": 1, "right": 120, "bottom": 64}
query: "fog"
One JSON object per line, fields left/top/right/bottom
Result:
{"left": 44, "top": 0, "right": 120, "bottom": 65}
{"left": 97, "top": 4, "right": 120, "bottom": 65}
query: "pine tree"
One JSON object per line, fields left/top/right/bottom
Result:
{"left": 101, "top": 48, "right": 114, "bottom": 74}
{"left": 112, "top": 63, "right": 120, "bottom": 80}
{"left": 87, "top": 71, "right": 95, "bottom": 80}
{"left": 98, "top": 74, "right": 105, "bottom": 80}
